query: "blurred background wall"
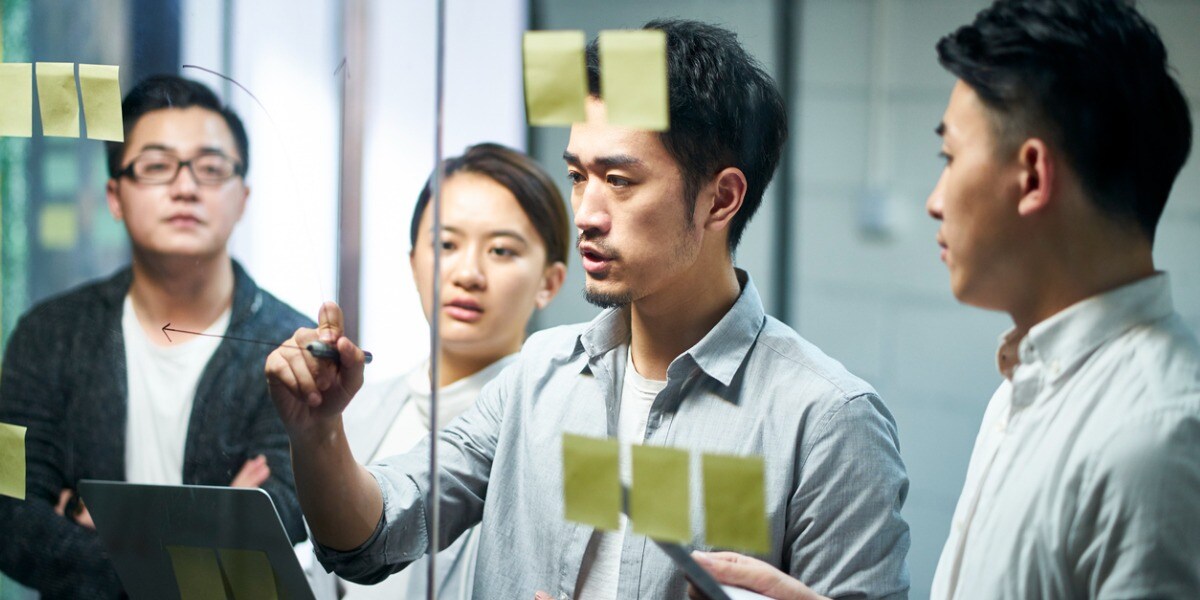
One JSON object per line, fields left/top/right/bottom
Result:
{"left": 2, "top": 1, "right": 1197, "bottom": 597}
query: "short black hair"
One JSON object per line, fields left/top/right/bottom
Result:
{"left": 585, "top": 19, "right": 788, "bottom": 252}
{"left": 410, "top": 143, "right": 571, "bottom": 266}
{"left": 937, "top": 0, "right": 1192, "bottom": 241}
{"left": 106, "top": 75, "right": 250, "bottom": 178}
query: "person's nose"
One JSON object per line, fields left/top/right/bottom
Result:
{"left": 573, "top": 180, "right": 611, "bottom": 239}
{"left": 168, "top": 161, "right": 200, "bottom": 202}
{"left": 926, "top": 172, "right": 946, "bottom": 221}
{"left": 448, "top": 244, "right": 486, "bottom": 291}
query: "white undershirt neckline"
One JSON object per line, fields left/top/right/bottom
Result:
{"left": 122, "top": 295, "right": 231, "bottom": 485}
{"left": 576, "top": 348, "right": 667, "bottom": 600}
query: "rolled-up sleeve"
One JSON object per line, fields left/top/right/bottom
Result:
{"left": 789, "top": 393, "right": 911, "bottom": 599}
{"left": 312, "top": 362, "right": 513, "bottom": 584}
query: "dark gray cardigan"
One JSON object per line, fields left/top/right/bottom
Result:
{"left": 0, "top": 260, "right": 313, "bottom": 599}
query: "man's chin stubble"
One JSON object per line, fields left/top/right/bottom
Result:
{"left": 583, "top": 285, "right": 633, "bottom": 309}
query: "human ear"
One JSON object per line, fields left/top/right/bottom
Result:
{"left": 1017, "top": 138, "right": 1054, "bottom": 217}
{"left": 705, "top": 167, "right": 747, "bottom": 232}
{"left": 105, "top": 179, "right": 124, "bottom": 221}
{"left": 234, "top": 184, "right": 250, "bottom": 222}
{"left": 536, "top": 261, "right": 567, "bottom": 309}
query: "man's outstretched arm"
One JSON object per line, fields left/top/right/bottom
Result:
{"left": 265, "top": 301, "right": 381, "bottom": 551}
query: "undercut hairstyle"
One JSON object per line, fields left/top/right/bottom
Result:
{"left": 409, "top": 143, "right": 572, "bottom": 266}
{"left": 937, "top": 0, "right": 1192, "bottom": 241}
{"left": 106, "top": 75, "right": 250, "bottom": 179}
{"left": 585, "top": 19, "right": 788, "bottom": 252}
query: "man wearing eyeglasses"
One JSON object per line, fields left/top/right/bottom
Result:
{"left": 0, "top": 75, "right": 311, "bottom": 599}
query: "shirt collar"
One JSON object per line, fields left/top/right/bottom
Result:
{"left": 995, "top": 273, "right": 1174, "bottom": 381}
{"left": 576, "top": 269, "right": 765, "bottom": 388}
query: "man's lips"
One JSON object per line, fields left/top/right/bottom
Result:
{"left": 578, "top": 243, "right": 613, "bottom": 274}
{"left": 165, "top": 214, "right": 203, "bottom": 226}
{"left": 936, "top": 235, "right": 948, "bottom": 263}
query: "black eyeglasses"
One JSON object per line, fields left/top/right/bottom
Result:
{"left": 117, "top": 150, "right": 245, "bottom": 186}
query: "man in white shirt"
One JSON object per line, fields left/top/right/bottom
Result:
{"left": 691, "top": 0, "right": 1200, "bottom": 598}
{"left": 926, "top": 1, "right": 1198, "bottom": 597}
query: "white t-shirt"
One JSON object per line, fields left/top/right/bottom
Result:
{"left": 576, "top": 349, "right": 666, "bottom": 600}
{"left": 122, "top": 295, "right": 230, "bottom": 485}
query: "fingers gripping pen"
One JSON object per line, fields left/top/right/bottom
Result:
{"left": 305, "top": 340, "right": 374, "bottom": 365}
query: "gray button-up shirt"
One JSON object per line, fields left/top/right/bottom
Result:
{"left": 317, "top": 272, "right": 911, "bottom": 599}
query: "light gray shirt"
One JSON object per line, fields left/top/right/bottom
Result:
{"left": 304, "top": 356, "right": 515, "bottom": 600}
{"left": 316, "top": 272, "right": 911, "bottom": 599}
{"left": 931, "top": 273, "right": 1200, "bottom": 599}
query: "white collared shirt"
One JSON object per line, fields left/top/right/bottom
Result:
{"left": 931, "top": 273, "right": 1200, "bottom": 599}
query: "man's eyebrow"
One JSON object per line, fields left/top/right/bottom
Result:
{"left": 935, "top": 122, "right": 946, "bottom": 137}
{"left": 594, "top": 154, "right": 642, "bottom": 170}
{"left": 139, "top": 143, "right": 176, "bottom": 153}
{"left": 135, "top": 144, "right": 232, "bottom": 158}
{"left": 561, "top": 151, "right": 643, "bottom": 170}
{"left": 198, "top": 145, "right": 231, "bottom": 156}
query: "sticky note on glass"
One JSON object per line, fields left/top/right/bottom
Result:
{"left": 522, "top": 30, "right": 588, "bottom": 126}
{"left": 630, "top": 444, "right": 690, "bottom": 543}
{"left": 35, "top": 62, "right": 80, "bottom": 138}
{"left": 40, "top": 204, "right": 78, "bottom": 250}
{"left": 562, "top": 433, "right": 620, "bottom": 531}
{"left": 218, "top": 549, "right": 278, "bottom": 600}
{"left": 598, "top": 30, "right": 669, "bottom": 131}
{"left": 0, "top": 63, "right": 34, "bottom": 137}
{"left": 0, "top": 422, "right": 27, "bottom": 500}
{"left": 78, "top": 64, "right": 123, "bottom": 142}
{"left": 166, "top": 545, "right": 228, "bottom": 600}
{"left": 702, "top": 453, "right": 768, "bottom": 553}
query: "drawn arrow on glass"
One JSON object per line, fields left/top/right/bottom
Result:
{"left": 161, "top": 323, "right": 373, "bottom": 364}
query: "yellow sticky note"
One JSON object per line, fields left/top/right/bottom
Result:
{"left": 598, "top": 30, "right": 669, "bottom": 131}
{"left": 0, "top": 422, "right": 27, "bottom": 500}
{"left": 0, "top": 63, "right": 34, "bottom": 137}
{"left": 522, "top": 30, "right": 588, "bottom": 126}
{"left": 218, "top": 549, "right": 278, "bottom": 600}
{"left": 562, "top": 433, "right": 620, "bottom": 531}
{"left": 630, "top": 444, "right": 690, "bottom": 543}
{"left": 166, "top": 545, "right": 228, "bottom": 600}
{"left": 39, "top": 204, "right": 78, "bottom": 250}
{"left": 78, "top": 64, "right": 123, "bottom": 142}
{"left": 702, "top": 453, "right": 768, "bottom": 554}
{"left": 35, "top": 62, "right": 80, "bottom": 138}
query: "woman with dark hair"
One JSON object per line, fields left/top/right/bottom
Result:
{"left": 309, "top": 143, "right": 570, "bottom": 600}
